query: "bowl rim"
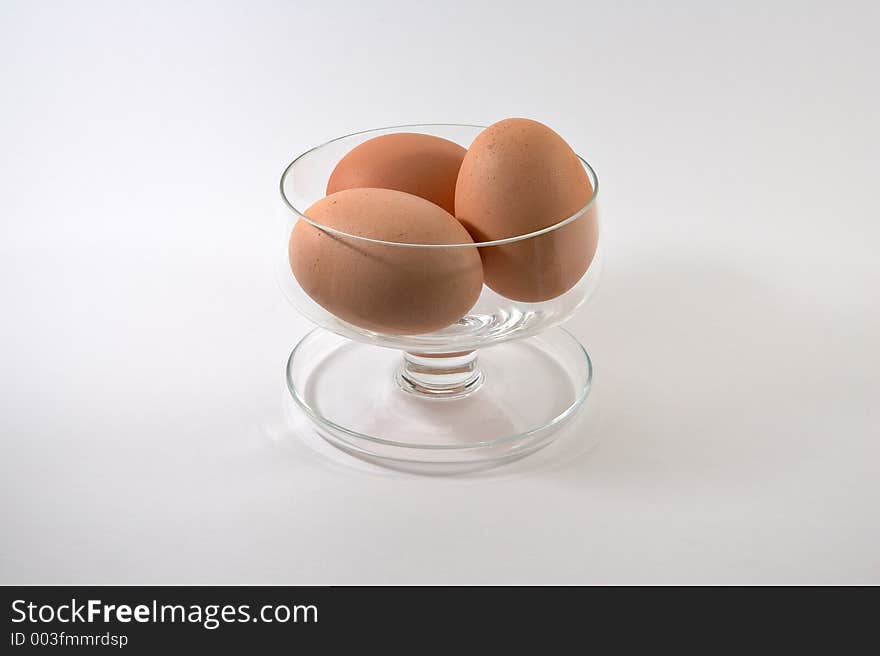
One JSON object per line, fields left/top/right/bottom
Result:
{"left": 279, "top": 122, "right": 599, "bottom": 249}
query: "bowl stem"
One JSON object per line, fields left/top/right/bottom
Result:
{"left": 396, "top": 350, "right": 484, "bottom": 399}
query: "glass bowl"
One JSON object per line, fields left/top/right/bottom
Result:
{"left": 278, "top": 123, "right": 600, "bottom": 473}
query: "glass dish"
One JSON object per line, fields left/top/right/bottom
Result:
{"left": 278, "top": 124, "right": 601, "bottom": 473}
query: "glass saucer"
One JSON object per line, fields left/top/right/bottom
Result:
{"left": 286, "top": 326, "right": 592, "bottom": 473}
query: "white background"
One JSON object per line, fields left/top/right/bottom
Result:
{"left": 2, "top": 0, "right": 878, "bottom": 583}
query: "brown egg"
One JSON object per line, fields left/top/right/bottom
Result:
{"left": 455, "top": 118, "right": 598, "bottom": 302}
{"left": 289, "top": 188, "right": 483, "bottom": 334}
{"left": 327, "top": 133, "right": 466, "bottom": 214}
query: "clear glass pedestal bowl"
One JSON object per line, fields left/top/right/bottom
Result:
{"left": 278, "top": 124, "right": 601, "bottom": 473}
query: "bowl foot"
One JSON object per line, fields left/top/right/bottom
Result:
{"left": 286, "top": 327, "right": 593, "bottom": 473}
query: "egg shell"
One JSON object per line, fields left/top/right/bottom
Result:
{"left": 327, "top": 133, "right": 466, "bottom": 214}
{"left": 454, "top": 118, "right": 598, "bottom": 302}
{"left": 289, "top": 187, "right": 483, "bottom": 334}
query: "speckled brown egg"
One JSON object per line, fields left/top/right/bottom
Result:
{"left": 289, "top": 187, "right": 483, "bottom": 334}
{"left": 455, "top": 118, "right": 598, "bottom": 302}
{"left": 327, "top": 133, "right": 466, "bottom": 214}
